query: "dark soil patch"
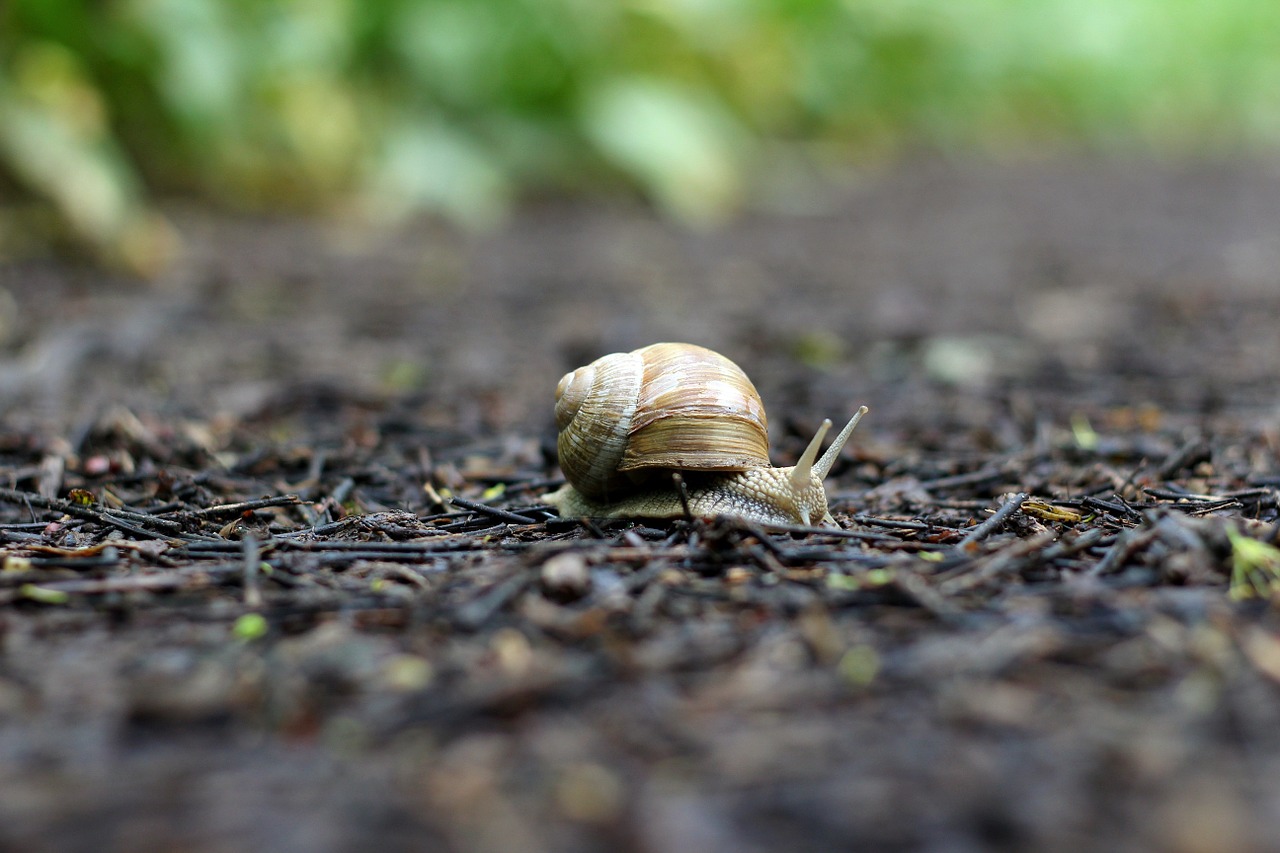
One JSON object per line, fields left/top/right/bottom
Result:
{"left": 1, "top": 158, "right": 1279, "bottom": 852}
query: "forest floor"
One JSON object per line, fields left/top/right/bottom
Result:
{"left": 1, "top": 157, "right": 1279, "bottom": 852}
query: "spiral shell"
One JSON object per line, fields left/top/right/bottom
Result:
{"left": 554, "top": 343, "right": 770, "bottom": 500}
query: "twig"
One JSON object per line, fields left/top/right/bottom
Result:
{"left": 448, "top": 495, "right": 538, "bottom": 525}
{"left": 17, "top": 546, "right": 123, "bottom": 571}
{"left": 754, "top": 520, "right": 925, "bottom": 546}
{"left": 1115, "top": 458, "right": 1147, "bottom": 498}
{"left": 178, "top": 538, "right": 483, "bottom": 558}
{"left": 0, "top": 488, "right": 182, "bottom": 541}
{"left": 1155, "top": 438, "right": 1211, "bottom": 479}
{"left": 453, "top": 572, "right": 531, "bottom": 630}
{"left": 330, "top": 478, "right": 355, "bottom": 506}
{"left": 959, "top": 492, "right": 1028, "bottom": 548}
{"left": 1039, "top": 527, "right": 1108, "bottom": 561}
{"left": 37, "top": 453, "right": 65, "bottom": 499}
{"left": 918, "top": 468, "right": 1005, "bottom": 492}
{"left": 90, "top": 506, "right": 186, "bottom": 533}
{"left": 1185, "top": 499, "right": 1243, "bottom": 516}
{"left": 851, "top": 515, "right": 934, "bottom": 531}
{"left": 0, "top": 521, "right": 68, "bottom": 531}
{"left": 0, "top": 573, "right": 203, "bottom": 604}
{"left": 242, "top": 536, "right": 263, "bottom": 609}
{"left": 1088, "top": 524, "right": 1161, "bottom": 577}
{"left": 274, "top": 519, "right": 362, "bottom": 538}
{"left": 1081, "top": 495, "right": 1143, "bottom": 523}
{"left": 174, "top": 495, "right": 302, "bottom": 520}
{"left": 892, "top": 567, "right": 969, "bottom": 624}
{"left": 940, "top": 529, "right": 1056, "bottom": 594}
{"left": 1143, "top": 485, "right": 1265, "bottom": 509}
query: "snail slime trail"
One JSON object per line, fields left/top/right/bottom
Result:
{"left": 544, "top": 343, "right": 869, "bottom": 527}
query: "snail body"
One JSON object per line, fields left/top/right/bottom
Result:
{"left": 544, "top": 343, "right": 868, "bottom": 527}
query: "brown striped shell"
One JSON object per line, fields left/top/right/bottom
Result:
{"left": 554, "top": 343, "right": 770, "bottom": 501}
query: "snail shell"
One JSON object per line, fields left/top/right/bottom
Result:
{"left": 547, "top": 342, "right": 869, "bottom": 527}
{"left": 554, "top": 343, "right": 769, "bottom": 501}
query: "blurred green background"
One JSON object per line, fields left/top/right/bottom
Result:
{"left": 3, "top": 0, "right": 1279, "bottom": 272}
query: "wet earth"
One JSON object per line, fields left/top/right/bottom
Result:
{"left": 1, "top": 157, "right": 1279, "bottom": 852}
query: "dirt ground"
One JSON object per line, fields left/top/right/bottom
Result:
{"left": 1, "top": 157, "right": 1279, "bottom": 852}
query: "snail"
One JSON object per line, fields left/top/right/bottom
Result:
{"left": 543, "top": 343, "right": 868, "bottom": 527}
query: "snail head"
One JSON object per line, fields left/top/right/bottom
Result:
{"left": 780, "top": 405, "right": 869, "bottom": 526}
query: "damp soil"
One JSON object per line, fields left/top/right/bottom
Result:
{"left": 1, "top": 157, "right": 1279, "bottom": 852}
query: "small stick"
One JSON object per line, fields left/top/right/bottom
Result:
{"left": 959, "top": 492, "right": 1028, "bottom": 548}
{"left": 454, "top": 572, "right": 531, "bottom": 631}
{"left": 89, "top": 506, "right": 185, "bottom": 532}
{"left": 1088, "top": 525, "right": 1161, "bottom": 577}
{"left": 448, "top": 495, "right": 538, "bottom": 525}
{"left": 940, "top": 529, "right": 1057, "bottom": 594}
{"left": 242, "top": 536, "right": 263, "bottom": 610}
{"left": 1039, "top": 527, "right": 1107, "bottom": 561}
{"left": 918, "top": 468, "right": 1005, "bottom": 492}
{"left": 178, "top": 538, "right": 481, "bottom": 557}
{"left": 753, "top": 520, "right": 914, "bottom": 545}
{"left": 1082, "top": 495, "right": 1143, "bottom": 523}
{"left": 177, "top": 495, "right": 302, "bottom": 520}
{"left": 0, "top": 488, "right": 179, "bottom": 541}
{"left": 851, "top": 515, "right": 933, "bottom": 531}
{"left": 893, "top": 567, "right": 968, "bottom": 624}
{"left": 0, "top": 573, "right": 201, "bottom": 604}
{"left": 37, "top": 453, "right": 65, "bottom": 500}
{"left": 1115, "top": 458, "right": 1147, "bottom": 498}
{"left": 1155, "top": 438, "right": 1210, "bottom": 479}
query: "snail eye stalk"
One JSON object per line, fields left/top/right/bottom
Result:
{"left": 814, "top": 406, "right": 869, "bottom": 482}
{"left": 789, "top": 419, "right": 831, "bottom": 493}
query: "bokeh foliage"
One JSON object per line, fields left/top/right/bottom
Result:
{"left": 3, "top": 0, "right": 1280, "bottom": 269}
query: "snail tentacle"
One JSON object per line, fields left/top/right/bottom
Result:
{"left": 789, "top": 418, "right": 832, "bottom": 493}
{"left": 814, "top": 406, "right": 869, "bottom": 481}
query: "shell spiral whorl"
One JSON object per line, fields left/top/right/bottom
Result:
{"left": 553, "top": 350, "right": 644, "bottom": 500}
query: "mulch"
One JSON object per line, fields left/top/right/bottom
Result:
{"left": 1, "top": 158, "right": 1279, "bottom": 852}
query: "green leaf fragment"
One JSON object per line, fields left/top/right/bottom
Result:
{"left": 1071, "top": 413, "right": 1099, "bottom": 451}
{"left": 826, "top": 573, "right": 860, "bottom": 591}
{"left": 864, "top": 568, "right": 896, "bottom": 586}
{"left": 3, "top": 555, "right": 32, "bottom": 573}
{"left": 20, "top": 584, "right": 69, "bottom": 604}
{"left": 1228, "top": 528, "right": 1280, "bottom": 601}
{"left": 232, "top": 612, "right": 269, "bottom": 640}
{"left": 838, "top": 645, "right": 880, "bottom": 686}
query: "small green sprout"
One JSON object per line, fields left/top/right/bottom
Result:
{"left": 838, "top": 645, "right": 880, "bottom": 686}
{"left": 20, "top": 584, "right": 69, "bottom": 605}
{"left": 864, "top": 568, "right": 896, "bottom": 587}
{"left": 232, "top": 612, "right": 269, "bottom": 641}
{"left": 827, "top": 568, "right": 896, "bottom": 591}
{"left": 1227, "top": 527, "right": 1280, "bottom": 600}
{"left": 1070, "top": 413, "right": 1099, "bottom": 451}
{"left": 3, "top": 555, "right": 32, "bottom": 573}
{"left": 826, "top": 573, "right": 860, "bottom": 591}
